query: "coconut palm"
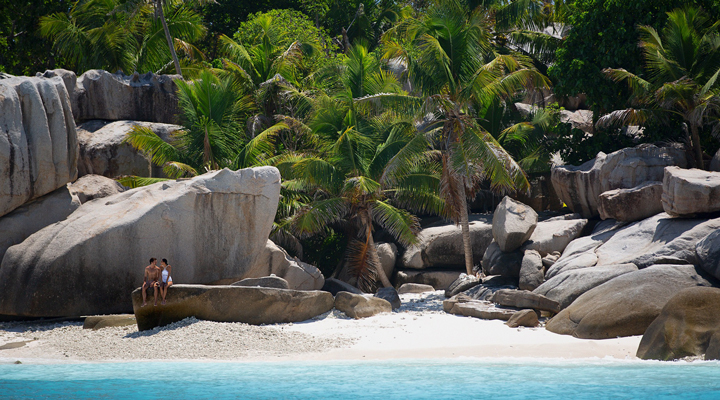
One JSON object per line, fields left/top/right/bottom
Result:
{"left": 39, "top": 0, "right": 206, "bottom": 74}
{"left": 378, "top": 0, "right": 548, "bottom": 275}
{"left": 599, "top": 7, "right": 720, "bottom": 169}
{"left": 280, "top": 43, "right": 441, "bottom": 290}
{"left": 121, "top": 69, "right": 258, "bottom": 186}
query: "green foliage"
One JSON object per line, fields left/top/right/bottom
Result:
{"left": 598, "top": 6, "right": 720, "bottom": 168}
{"left": 549, "top": 0, "right": 720, "bottom": 114}
{"left": 39, "top": 0, "right": 206, "bottom": 74}
{"left": 0, "top": 0, "right": 69, "bottom": 75}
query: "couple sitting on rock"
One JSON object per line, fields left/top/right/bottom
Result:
{"left": 142, "top": 257, "right": 173, "bottom": 306}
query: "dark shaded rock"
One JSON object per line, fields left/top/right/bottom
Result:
{"left": 335, "top": 291, "right": 391, "bottom": 319}
{"left": 491, "top": 289, "right": 560, "bottom": 313}
{"left": 481, "top": 241, "right": 523, "bottom": 278}
{"left": 74, "top": 70, "right": 180, "bottom": 124}
{"left": 132, "top": 284, "right": 334, "bottom": 331}
{"left": 519, "top": 250, "right": 544, "bottom": 291}
{"left": 506, "top": 309, "right": 540, "bottom": 328}
{"left": 637, "top": 287, "right": 720, "bottom": 360}
{"left": 397, "top": 283, "right": 435, "bottom": 294}
{"left": 395, "top": 270, "right": 461, "bottom": 290}
{"left": 492, "top": 196, "right": 538, "bottom": 252}
{"left": 375, "top": 287, "right": 401, "bottom": 310}
{"left": 231, "top": 276, "right": 290, "bottom": 290}
{"left": 546, "top": 265, "right": 712, "bottom": 339}
{"left": 445, "top": 273, "right": 481, "bottom": 298}
{"left": 321, "top": 278, "right": 363, "bottom": 296}
{"left": 533, "top": 264, "right": 638, "bottom": 310}
{"left": 83, "top": 314, "right": 136, "bottom": 330}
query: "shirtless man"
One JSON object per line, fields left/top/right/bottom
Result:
{"left": 141, "top": 258, "right": 161, "bottom": 307}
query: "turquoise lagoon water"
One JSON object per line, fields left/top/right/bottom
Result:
{"left": 1, "top": 358, "right": 719, "bottom": 399}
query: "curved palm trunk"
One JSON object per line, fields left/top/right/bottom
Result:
{"left": 157, "top": 0, "right": 182, "bottom": 77}
{"left": 364, "top": 214, "right": 392, "bottom": 288}
{"left": 690, "top": 123, "right": 704, "bottom": 170}
{"left": 456, "top": 182, "right": 474, "bottom": 276}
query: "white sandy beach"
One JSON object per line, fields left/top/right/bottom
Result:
{"left": 0, "top": 291, "right": 641, "bottom": 364}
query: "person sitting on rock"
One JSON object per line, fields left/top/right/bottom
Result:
{"left": 159, "top": 258, "right": 173, "bottom": 305}
{"left": 141, "top": 258, "right": 161, "bottom": 307}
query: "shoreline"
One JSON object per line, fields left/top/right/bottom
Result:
{"left": 0, "top": 291, "right": 645, "bottom": 365}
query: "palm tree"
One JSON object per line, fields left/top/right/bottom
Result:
{"left": 39, "top": 0, "right": 206, "bottom": 74}
{"left": 122, "top": 69, "right": 257, "bottom": 186}
{"left": 599, "top": 7, "right": 720, "bottom": 169}
{"left": 377, "top": 0, "right": 547, "bottom": 275}
{"left": 280, "top": 43, "right": 441, "bottom": 290}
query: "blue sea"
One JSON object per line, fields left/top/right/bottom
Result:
{"left": 1, "top": 358, "right": 719, "bottom": 399}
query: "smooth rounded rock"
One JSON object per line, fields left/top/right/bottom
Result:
{"left": 637, "top": 287, "right": 720, "bottom": 360}
{"left": 546, "top": 265, "right": 711, "bottom": 339}
{"left": 132, "top": 284, "right": 334, "bottom": 331}
{"left": 492, "top": 196, "right": 538, "bottom": 252}
{"left": 231, "top": 276, "right": 290, "bottom": 290}
{"left": 506, "top": 309, "right": 540, "bottom": 328}
{"left": 662, "top": 167, "right": 720, "bottom": 216}
{"left": 334, "top": 291, "right": 391, "bottom": 319}
{"left": 375, "top": 287, "right": 401, "bottom": 310}
{"left": 397, "top": 283, "right": 436, "bottom": 294}
{"left": 519, "top": 250, "right": 544, "bottom": 291}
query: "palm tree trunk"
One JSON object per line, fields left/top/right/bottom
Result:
{"left": 365, "top": 215, "right": 392, "bottom": 288}
{"left": 456, "top": 181, "right": 474, "bottom": 276}
{"left": 690, "top": 123, "right": 704, "bottom": 169}
{"left": 156, "top": 0, "right": 182, "bottom": 77}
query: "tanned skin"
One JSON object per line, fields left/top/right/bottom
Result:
{"left": 141, "top": 259, "right": 160, "bottom": 306}
{"left": 159, "top": 259, "right": 173, "bottom": 305}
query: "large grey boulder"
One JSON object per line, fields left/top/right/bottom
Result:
{"left": 518, "top": 250, "right": 544, "bottom": 291}
{"left": 481, "top": 241, "right": 523, "bottom": 278}
{"left": 230, "top": 276, "right": 290, "bottom": 290}
{"left": 546, "top": 265, "right": 712, "bottom": 339}
{"left": 401, "top": 215, "right": 493, "bottom": 269}
{"left": 394, "top": 270, "right": 461, "bottom": 290}
{"left": 68, "top": 174, "right": 127, "bottom": 204}
{"left": 0, "top": 75, "right": 78, "bottom": 218}
{"left": 637, "top": 287, "right": 720, "bottom": 360}
{"left": 696, "top": 230, "right": 720, "bottom": 281}
{"left": 598, "top": 181, "right": 664, "bottom": 222}
{"left": 521, "top": 214, "right": 587, "bottom": 256}
{"left": 551, "top": 144, "right": 686, "bottom": 217}
{"left": 662, "top": 167, "right": 720, "bottom": 216}
{"left": 0, "top": 167, "right": 281, "bottom": 317}
{"left": 237, "top": 240, "right": 325, "bottom": 291}
{"left": 547, "top": 214, "right": 720, "bottom": 278}
{"left": 74, "top": 70, "right": 180, "bottom": 124}
{"left": 492, "top": 197, "right": 538, "bottom": 252}
{"left": 545, "top": 220, "right": 625, "bottom": 279}
{"left": 334, "top": 291, "right": 392, "bottom": 319}
{"left": 132, "top": 284, "right": 334, "bottom": 331}
{"left": 77, "top": 120, "right": 182, "bottom": 178}
{"left": 533, "top": 264, "right": 638, "bottom": 310}
{"left": 0, "top": 186, "right": 80, "bottom": 264}
{"left": 593, "top": 213, "right": 720, "bottom": 268}
{"left": 506, "top": 309, "right": 540, "bottom": 328}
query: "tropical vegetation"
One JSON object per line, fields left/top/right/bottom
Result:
{"left": 4, "top": 0, "right": 720, "bottom": 290}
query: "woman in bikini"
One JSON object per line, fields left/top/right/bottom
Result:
{"left": 159, "top": 258, "right": 173, "bottom": 305}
